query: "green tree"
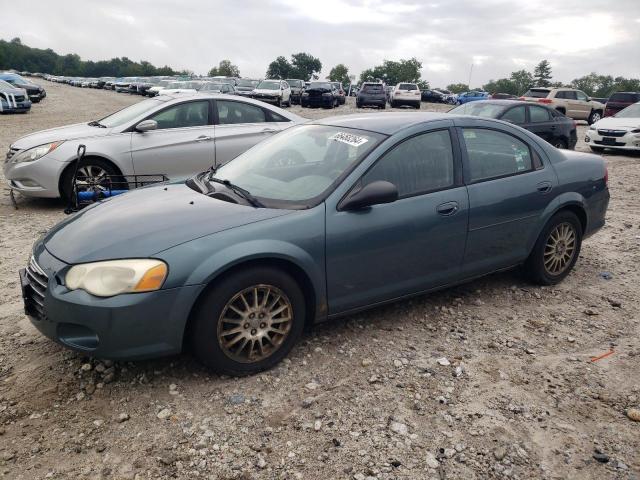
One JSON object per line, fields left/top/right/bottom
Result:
{"left": 417, "top": 80, "right": 430, "bottom": 90}
{"left": 358, "top": 58, "right": 422, "bottom": 86}
{"left": 266, "top": 56, "right": 292, "bottom": 79}
{"left": 482, "top": 78, "right": 518, "bottom": 95}
{"left": 328, "top": 63, "right": 350, "bottom": 85}
{"left": 290, "top": 52, "right": 322, "bottom": 81}
{"left": 446, "top": 83, "right": 469, "bottom": 94}
{"left": 208, "top": 59, "right": 240, "bottom": 77}
{"left": 533, "top": 60, "right": 552, "bottom": 87}
{"left": 509, "top": 69, "right": 534, "bottom": 95}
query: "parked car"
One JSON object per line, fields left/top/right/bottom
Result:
{"left": 301, "top": 82, "right": 339, "bottom": 108}
{"left": 390, "top": 83, "right": 421, "bottom": 109}
{"left": 114, "top": 77, "right": 135, "bottom": 92}
{"left": 147, "top": 79, "right": 174, "bottom": 97}
{"left": 20, "top": 112, "right": 609, "bottom": 375}
{"left": 0, "top": 79, "right": 31, "bottom": 113}
{"left": 234, "top": 79, "right": 260, "bottom": 97}
{"left": 604, "top": 92, "right": 640, "bottom": 117}
{"left": 356, "top": 82, "right": 386, "bottom": 109}
{"left": 252, "top": 79, "right": 291, "bottom": 107}
{"left": 4, "top": 94, "right": 304, "bottom": 199}
{"left": 449, "top": 100, "right": 577, "bottom": 149}
{"left": 421, "top": 89, "right": 446, "bottom": 103}
{"left": 330, "top": 82, "right": 346, "bottom": 105}
{"left": 0, "top": 72, "right": 46, "bottom": 102}
{"left": 199, "top": 82, "right": 236, "bottom": 94}
{"left": 521, "top": 87, "right": 605, "bottom": 124}
{"left": 585, "top": 102, "right": 640, "bottom": 152}
{"left": 490, "top": 93, "right": 518, "bottom": 100}
{"left": 285, "top": 79, "right": 306, "bottom": 104}
{"left": 456, "top": 91, "right": 489, "bottom": 105}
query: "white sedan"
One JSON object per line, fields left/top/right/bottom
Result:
{"left": 586, "top": 102, "right": 640, "bottom": 152}
{"left": 4, "top": 93, "right": 305, "bottom": 199}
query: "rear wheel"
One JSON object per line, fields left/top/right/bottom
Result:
{"left": 190, "top": 267, "right": 306, "bottom": 375}
{"left": 415, "top": 102, "right": 421, "bottom": 109}
{"left": 524, "top": 211, "right": 582, "bottom": 285}
{"left": 588, "top": 110, "right": 602, "bottom": 125}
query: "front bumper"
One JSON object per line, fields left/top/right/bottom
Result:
{"left": 585, "top": 130, "right": 640, "bottom": 150}
{"left": 24, "top": 247, "right": 204, "bottom": 360}
{"left": 301, "top": 96, "right": 333, "bottom": 107}
{"left": 252, "top": 94, "right": 281, "bottom": 104}
{"left": 3, "top": 151, "right": 68, "bottom": 198}
{"left": 1, "top": 100, "right": 31, "bottom": 113}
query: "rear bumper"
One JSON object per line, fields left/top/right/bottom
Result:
{"left": 357, "top": 97, "right": 386, "bottom": 106}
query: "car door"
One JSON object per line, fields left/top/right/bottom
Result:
{"left": 575, "top": 90, "right": 590, "bottom": 119}
{"left": 456, "top": 121, "right": 558, "bottom": 277}
{"left": 563, "top": 90, "right": 581, "bottom": 118}
{"left": 523, "top": 105, "right": 555, "bottom": 143}
{"left": 130, "top": 99, "right": 215, "bottom": 179}
{"left": 499, "top": 105, "right": 527, "bottom": 128}
{"left": 213, "top": 99, "right": 284, "bottom": 167}
{"left": 325, "top": 125, "right": 469, "bottom": 314}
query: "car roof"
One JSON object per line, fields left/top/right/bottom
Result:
{"left": 312, "top": 112, "right": 454, "bottom": 135}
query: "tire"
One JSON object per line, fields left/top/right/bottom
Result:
{"left": 356, "top": 102, "right": 361, "bottom": 108}
{"left": 277, "top": 97, "right": 282, "bottom": 108}
{"left": 60, "top": 157, "right": 122, "bottom": 201}
{"left": 588, "top": 110, "right": 602, "bottom": 125}
{"left": 552, "top": 138, "right": 568, "bottom": 149}
{"left": 190, "top": 267, "right": 306, "bottom": 375}
{"left": 589, "top": 146, "right": 605, "bottom": 153}
{"left": 524, "top": 211, "right": 583, "bottom": 286}
{"left": 415, "top": 102, "right": 421, "bottom": 109}
{"left": 381, "top": 103, "right": 386, "bottom": 110}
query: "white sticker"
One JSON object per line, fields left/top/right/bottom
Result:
{"left": 329, "top": 132, "right": 369, "bottom": 147}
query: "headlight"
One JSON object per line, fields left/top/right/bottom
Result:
{"left": 65, "top": 259, "right": 167, "bottom": 297}
{"left": 631, "top": 128, "right": 640, "bottom": 133}
{"left": 302, "top": 92, "right": 309, "bottom": 97}
{"left": 11, "top": 141, "right": 64, "bottom": 163}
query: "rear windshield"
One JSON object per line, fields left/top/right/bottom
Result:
{"left": 524, "top": 89, "right": 550, "bottom": 98}
{"left": 398, "top": 83, "right": 418, "bottom": 90}
{"left": 362, "top": 84, "right": 383, "bottom": 93}
{"left": 309, "top": 82, "right": 332, "bottom": 90}
{"left": 609, "top": 93, "right": 640, "bottom": 103}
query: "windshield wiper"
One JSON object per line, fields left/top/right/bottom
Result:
{"left": 208, "top": 177, "right": 264, "bottom": 208}
{"left": 88, "top": 120, "right": 107, "bottom": 128}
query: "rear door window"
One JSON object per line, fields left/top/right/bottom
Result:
{"left": 462, "top": 129, "right": 533, "bottom": 183}
{"left": 149, "top": 101, "right": 210, "bottom": 129}
{"left": 217, "top": 100, "right": 266, "bottom": 124}
{"left": 501, "top": 106, "right": 526, "bottom": 124}
{"left": 528, "top": 106, "right": 552, "bottom": 123}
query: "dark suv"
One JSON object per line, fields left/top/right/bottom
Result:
{"left": 356, "top": 82, "right": 386, "bottom": 109}
{"left": 604, "top": 92, "right": 640, "bottom": 117}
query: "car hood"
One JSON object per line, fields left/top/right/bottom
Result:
{"left": 253, "top": 89, "right": 280, "bottom": 95}
{"left": 0, "top": 86, "right": 27, "bottom": 96}
{"left": 12, "top": 122, "right": 115, "bottom": 150}
{"left": 41, "top": 182, "right": 291, "bottom": 264}
{"left": 593, "top": 117, "right": 640, "bottom": 130}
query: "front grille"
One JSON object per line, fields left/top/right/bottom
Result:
{"left": 594, "top": 140, "right": 626, "bottom": 146}
{"left": 24, "top": 256, "right": 48, "bottom": 320}
{"left": 597, "top": 129, "right": 626, "bottom": 137}
{"left": 14, "top": 95, "right": 25, "bottom": 102}
{"left": 5, "top": 147, "right": 19, "bottom": 163}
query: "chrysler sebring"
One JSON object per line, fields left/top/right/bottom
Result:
{"left": 21, "top": 113, "right": 609, "bottom": 375}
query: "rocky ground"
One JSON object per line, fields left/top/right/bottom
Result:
{"left": 0, "top": 82, "right": 638, "bottom": 480}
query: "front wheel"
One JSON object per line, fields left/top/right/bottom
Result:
{"left": 552, "top": 138, "right": 568, "bottom": 149}
{"left": 60, "top": 158, "right": 122, "bottom": 201}
{"left": 190, "top": 267, "right": 306, "bottom": 375}
{"left": 524, "top": 211, "right": 582, "bottom": 285}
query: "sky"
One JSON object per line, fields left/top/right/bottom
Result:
{"left": 4, "top": 0, "right": 640, "bottom": 87}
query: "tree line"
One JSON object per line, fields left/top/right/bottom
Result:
{"left": 0, "top": 37, "right": 185, "bottom": 77}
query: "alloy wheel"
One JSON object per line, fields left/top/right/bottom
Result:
{"left": 543, "top": 222, "right": 577, "bottom": 275}
{"left": 217, "top": 284, "right": 293, "bottom": 363}
{"left": 75, "top": 165, "right": 108, "bottom": 191}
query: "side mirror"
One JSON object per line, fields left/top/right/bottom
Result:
{"left": 340, "top": 181, "right": 399, "bottom": 211}
{"left": 135, "top": 119, "right": 158, "bottom": 132}
{"left": 587, "top": 97, "right": 592, "bottom": 102}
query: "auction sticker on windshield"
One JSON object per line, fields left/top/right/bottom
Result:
{"left": 329, "top": 132, "right": 369, "bottom": 147}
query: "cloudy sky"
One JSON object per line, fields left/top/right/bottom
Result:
{"left": 5, "top": 0, "right": 640, "bottom": 86}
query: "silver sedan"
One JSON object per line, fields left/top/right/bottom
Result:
{"left": 4, "top": 93, "right": 305, "bottom": 199}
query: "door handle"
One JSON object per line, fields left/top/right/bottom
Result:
{"left": 436, "top": 201, "right": 459, "bottom": 216}
{"left": 537, "top": 181, "right": 552, "bottom": 194}
{"left": 261, "top": 128, "right": 277, "bottom": 134}
{"left": 196, "top": 135, "right": 213, "bottom": 142}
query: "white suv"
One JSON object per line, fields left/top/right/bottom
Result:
{"left": 390, "top": 83, "right": 421, "bottom": 109}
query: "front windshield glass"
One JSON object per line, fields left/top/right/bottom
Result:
{"left": 98, "top": 98, "right": 169, "bottom": 128}
{"left": 448, "top": 102, "right": 505, "bottom": 117}
{"left": 212, "top": 125, "right": 385, "bottom": 206}
{"left": 615, "top": 103, "right": 640, "bottom": 118}
{"left": 309, "top": 82, "right": 332, "bottom": 90}
{"left": 257, "top": 81, "right": 280, "bottom": 90}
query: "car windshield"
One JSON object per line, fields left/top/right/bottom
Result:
{"left": 286, "top": 80, "right": 302, "bottom": 87}
{"left": 237, "top": 79, "right": 259, "bottom": 87}
{"left": 614, "top": 103, "right": 640, "bottom": 118}
{"left": 309, "top": 82, "right": 332, "bottom": 89}
{"left": 362, "top": 84, "right": 383, "bottom": 93}
{"left": 399, "top": 84, "right": 417, "bottom": 90}
{"left": 257, "top": 81, "right": 280, "bottom": 90}
{"left": 210, "top": 125, "right": 385, "bottom": 207}
{"left": 524, "top": 89, "right": 550, "bottom": 98}
{"left": 448, "top": 102, "right": 505, "bottom": 118}
{"left": 97, "top": 98, "right": 170, "bottom": 128}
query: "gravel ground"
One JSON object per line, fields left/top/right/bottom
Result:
{"left": 0, "top": 82, "right": 639, "bottom": 480}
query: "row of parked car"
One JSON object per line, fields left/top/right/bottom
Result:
{"left": 0, "top": 71, "right": 47, "bottom": 114}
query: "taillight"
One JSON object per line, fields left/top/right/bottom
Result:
{"left": 538, "top": 98, "right": 553, "bottom": 104}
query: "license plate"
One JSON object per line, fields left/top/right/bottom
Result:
{"left": 601, "top": 137, "right": 616, "bottom": 145}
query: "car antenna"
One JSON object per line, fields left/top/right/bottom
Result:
{"left": 64, "top": 144, "right": 86, "bottom": 215}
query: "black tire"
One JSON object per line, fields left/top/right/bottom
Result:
{"left": 524, "top": 211, "right": 583, "bottom": 285}
{"left": 588, "top": 110, "right": 602, "bottom": 125}
{"left": 590, "top": 146, "right": 605, "bottom": 153}
{"left": 190, "top": 267, "right": 306, "bottom": 375}
{"left": 277, "top": 97, "right": 282, "bottom": 108}
{"left": 552, "top": 138, "right": 568, "bottom": 149}
{"left": 356, "top": 102, "right": 361, "bottom": 108}
{"left": 415, "top": 102, "right": 421, "bottom": 109}
{"left": 381, "top": 103, "right": 386, "bottom": 110}
{"left": 60, "top": 157, "right": 122, "bottom": 201}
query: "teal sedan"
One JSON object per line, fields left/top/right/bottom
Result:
{"left": 22, "top": 113, "right": 609, "bottom": 375}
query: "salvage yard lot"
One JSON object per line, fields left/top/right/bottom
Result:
{"left": 0, "top": 82, "right": 639, "bottom": 479}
